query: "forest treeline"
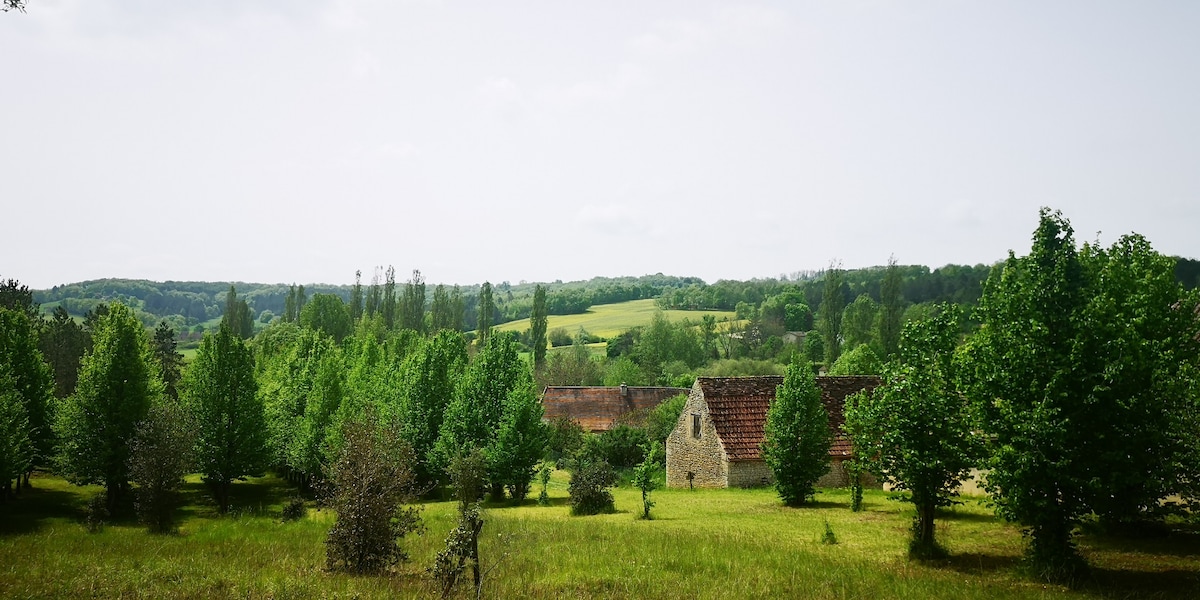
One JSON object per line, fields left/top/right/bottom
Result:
{"left": 31, "top": 258, "right": 1200, "bottom": 341}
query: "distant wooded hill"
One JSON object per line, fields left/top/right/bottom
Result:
{"left": 30, "top": 258, "right": 1200, "bottom": 336}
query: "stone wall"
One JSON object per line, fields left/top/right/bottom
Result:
{"left": 666, "top": 383, "right": 729, "bottom": 488}
{"left": 727, "top": 460, "right": 773, "bottom": 488}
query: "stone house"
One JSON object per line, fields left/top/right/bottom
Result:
{"left": 666, "top": 375, "right": 880, "bottom": 488}
{"left": 541, "top": 384, "right": 689, "bottom": 433}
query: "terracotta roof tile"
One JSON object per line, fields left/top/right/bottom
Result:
{"left": 541, "top": 386, "right": 689, "bottom": 432}
{"left": 697, "top": 375, "right": 880, "bottom": 462}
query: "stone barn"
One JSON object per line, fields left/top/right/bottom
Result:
{"left": 666, "top": 375, "right": 880, "bottom": 488}
{"left": 541, "top": 384, "right": 689, "bottom": 433}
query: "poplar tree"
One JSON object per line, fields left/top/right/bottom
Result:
{"left": 761, "top": 359, "right": 829, "bottom": 506}
{"left": 476, "top": 282, "right": 494, "bottom": 345}
{"left": 56, "top": 302, "right": 159, "bottom": 513}
{"left": 819, "top": 263, "right": 846, "bottom": 366}
{"left": 151, "top": 320, "right": 183, "bottom": 401}
{"left": 382, "top": 266, "right": 398, "bottom": 330}
{"left": 878, "top": 256, "right": 905, "bottom": 358}
{"left": 184, "top": 324, "right": 268, "bottom": 513}
{"left": 530, "top": 284, "right": 549, "bottom": 369}
{"left": 350, "top": 270, "right": 364, "bottom": 323}
{"left": 400, "top": 269, "right": 427, "bottom": 333}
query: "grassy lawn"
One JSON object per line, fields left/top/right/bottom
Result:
{"left": 2, "top": 473, "right": 1196, "bottom": 599}
{"left": 494, "top": 299, "right": 738, "bottom": 340}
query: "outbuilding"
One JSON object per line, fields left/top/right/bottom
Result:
{"left": 665, "top": 375, "right": 880, "bottom": 488}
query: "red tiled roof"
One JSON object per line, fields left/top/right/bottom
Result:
{"left": 541, "top": 386, "right": 689, "bottom": 432}
{"left": 697, "top": 375, "right": 880, "bottom": 462}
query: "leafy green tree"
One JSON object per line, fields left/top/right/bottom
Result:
{"left": 151, "top": 320, "right": 184, "bottom": 401}
{"left": 879, "top": 256, "right": 905, "bottom": 358}
{"left": 645, "top": 393, "right": 688, "bottom": 449}
{"left": 430, "top": 284, "right": 459, "bottom": 332}
{"left": 827, "top": 344, "right": 882, "bottom": 376}
{"left": 530, "top": 284, "right": 549, "bottom": 369}
{"left": 803, "top": 330, "right": 825, "bottom": 364}
{"left": 0, "top": 307, "right": 53, "bottom": 479}
{"left": 289, "top": 349, "right": 345, "bottom": 485}
{"left": 0, "top": 367, "right": 33, "bottom": 501}
{"left": 184, "top": 325, "right": 268, "bottom": 513}
{"left": 537, "top": 336, "right": 602, "bottom": 387}
{"left": 324, "top": 409, "right": 423, "bottom": 574}
{"left": 350, "top": 270, "right": 364, "bottom": 323}
{"left": 632, "top": 444, "right": 661, "bottom": 519}
{"left": 845, "top": 305, "right": 981, "bottom": 558}
{"left": 476, "top": 282, "right": 494, "bottom": 344}
{"left": 56, "top": 302, "right": 159, "bottom": 513}
{"left": 819, "top": 264, "right": 846, "bottom": 365}
{"left": 398, "top": 331, "right": 467, "bottom": 485}
{"left": 128, "top": 398, "right": 195, "bottom": 533}
{"left": 568, "top": 458, "right": 616, "bottom": 516}
{"left": 761, "top": 359, "right": 829, "bottom": 506}
{"left": 221, "top": 286, "right": 254, "bottom": 339}
{"left": 434, "top": 332, "right": 526, "bottom": 497}
{"left": 300, "top": 293, "right": 352, "bottom": 343}
{"left": 957, "top": 209, "right": 1200, "bottom": 579}
{"left": 400, "top": 269, "right": 426, "bottom": 333}
{"left": 39, "top": 306, "right": 87, "bottom": 398}
{"left": 382, "top": 266, "right": 398, "bottom": 330}
{"left": 961, "top": 209, "right": 1091, "bottom": 578}
{"left": 841, "top": 294, "right": 879, "bottom": 352}
{"left": 487, "top": 379, "right": 548, "bottom": 501}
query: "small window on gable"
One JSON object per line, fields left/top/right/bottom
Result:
{"left": 692, "top": 414, "right": 701, "bottom": 439}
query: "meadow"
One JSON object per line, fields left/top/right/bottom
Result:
{"left": 2, "top": 473, "right": 1196, "bottom": 599}
{"left": 494, "top": 299, "right": 738, "bottom": 340}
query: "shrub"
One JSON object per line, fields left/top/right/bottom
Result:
{"left": 128, "top": 400, "right": 195, "bottom": 534}
{"left": 547, "top": 416, "right": 585, "bottom": 466}
{"left": 569, "top": 460, "right": 616, "bottom": 516}
{"left": 84, "top": 493, "right": 108, "bottom": 533}
{"left": 598, "top": 425, "right": 649, "bottom": 468}
{"left": 631, "top": 446, "right": 661, "bottom": 520}
{"left": 323, "top": 411, "right": 423, "bottom": 574}
{"left": 281, "top": 497, "right": 306, "bottom": 522}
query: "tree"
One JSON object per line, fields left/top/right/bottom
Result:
{"left": 0, "top": 307, "right": 53, "bottom": 480}
{"left": 151, "top": 320, "right": 184, "bottom": 401}
{"left": 299, "top": 294, "right": 352, "bottom": 343}
{"left": 400, "top": 269, "right": 426, "bottom": 333}
{"left": 2, "top": 1, "right": 26, "bottom": 13}
{"left": 0, "top": 366, "right": 33, "bottom": 502}
{"left": 487, "top": 380, "right": 548, "bottom": 501}
{"left": 55, "top": 302, "right": 159, "bottom": 514}
{"left": 761, "top": 359, "right": 829, "bottom": 506}
{"left": 826, "top": 344, "right": 882, "bottom": 376}
{"left": 818, "top": 263, "right": 846, "bottom": 366}
{"left": 845, "top": 304, "right": 982, "bottom": 558}
{"left": 39, "top": 306, "right": 87, "bottom": 398}
{"left": 382, "top": 266, "right": 398, "bottom": 330}
{"left": 631, "top": 444, "right": 661, "bottom": 519}
{"left": 221, "top": 286, "right": 254, "bottom": 339}
{"left": 879, "top": 256, "right": 905, "bottom": 358}
{"left": 430, "top": 284, "right": 459, "bottom": 332}
{"left": 0, "top": 278, "right": 37, "bottom": 318}
{"left": 841, "top": 294, "right": 879, "bottom": 352}
{"left": 350, "top": 270, "right": 364, "bottom": 323}
{"left": 530, "top": 284, "right": 549, "bottom": 369}
{"left": 957, "top": 208, "right": 1200, "bottom": 580}
{"left": 184, "top": 325, "right": 268, "bottom": 514}
{"left": 128, "top": 399, "right": 195, "bottom": 533}
{"left": 434, "top": 332, "right": 526, "bottom": 497}
{"left": 398, "top": 331, "right": 467, "bottom": 486}
{"left": 568, "top": 458, "right": 616, "bottom": 515}
{"left": 476, "top": 282, "right": 494, "bottom": 344}
{"left": 324, "top": 409, "right": 423, "bottom": 574}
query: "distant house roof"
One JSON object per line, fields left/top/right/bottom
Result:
{"left": 541, "top": 385, "right": 690, "bottom": 432}
{"left": 697, "top": 375, "right": 880, "bottom": 462}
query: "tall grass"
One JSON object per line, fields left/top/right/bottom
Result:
{"left": 1, "top": 473, "right": 1195, "bottom": 599}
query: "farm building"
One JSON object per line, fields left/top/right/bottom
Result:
{"left": 666, "top": 375, "right": 880, "bottom": 488}
{"left": 541, "top": 384, "right": 689, "bottom": 432}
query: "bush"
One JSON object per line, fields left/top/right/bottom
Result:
{"left": 323, "top": 412, "right": 424, "bottom": 574}
{"left": 598, "top": 425, "right": 649, "bottom": 469}
{"left": 128, "top": 400, "right": 195, "bottom": 534}
{"left": 645, "top": 394, "right": 687, "bottom": 448}
{"left": 547, "top": 416, "right": 585, "bottom": 465}
{"left": 281, "top": 497, "right": 306, "bottom": 522}
{"left": 569, "top": 460, "right": 616, "bottom": 516}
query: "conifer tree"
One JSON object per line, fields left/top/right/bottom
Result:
{"left": 530, "top": 284, "right": 549, "bottom": 369}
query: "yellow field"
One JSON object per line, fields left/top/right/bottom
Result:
{"left": 494, "top": 299, "right": 737, "bottom": 339}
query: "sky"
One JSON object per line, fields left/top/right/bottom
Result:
{"left": 2, "top": 1, "right": 1198, "bottom": 290}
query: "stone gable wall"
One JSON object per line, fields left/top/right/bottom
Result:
{"left": 666, "top": 383, "right": 728, "bottom": 488}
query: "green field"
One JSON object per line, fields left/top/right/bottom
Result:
{"left": 495, "top": 299, "right": 738, "bottom": 340}
{"left": 2, "top": 473, "right": 1195, "bottom": 599}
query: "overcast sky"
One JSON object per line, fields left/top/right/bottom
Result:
{"left": 3, "top": 1, "right": 1198, "bottom": 290}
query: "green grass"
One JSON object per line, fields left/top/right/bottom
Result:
{"left": 494, "top": 299, "right": 738, "bottom": 340}
{"left": 2, "top": 473, "right": 1196, "bottom": 599}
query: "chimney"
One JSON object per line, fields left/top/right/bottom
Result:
{"left": 620, "top": 383, "right": 628, "bottom": 398}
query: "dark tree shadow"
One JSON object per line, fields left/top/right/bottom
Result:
{"left": 931, "top": 552, "right": 1021, "bottom": 576}
{"left": 0, "top": 485, "right": 86, "bottom": 536}
{"left": 1074, "top": 567, "right": 1200, "bottom": 599}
